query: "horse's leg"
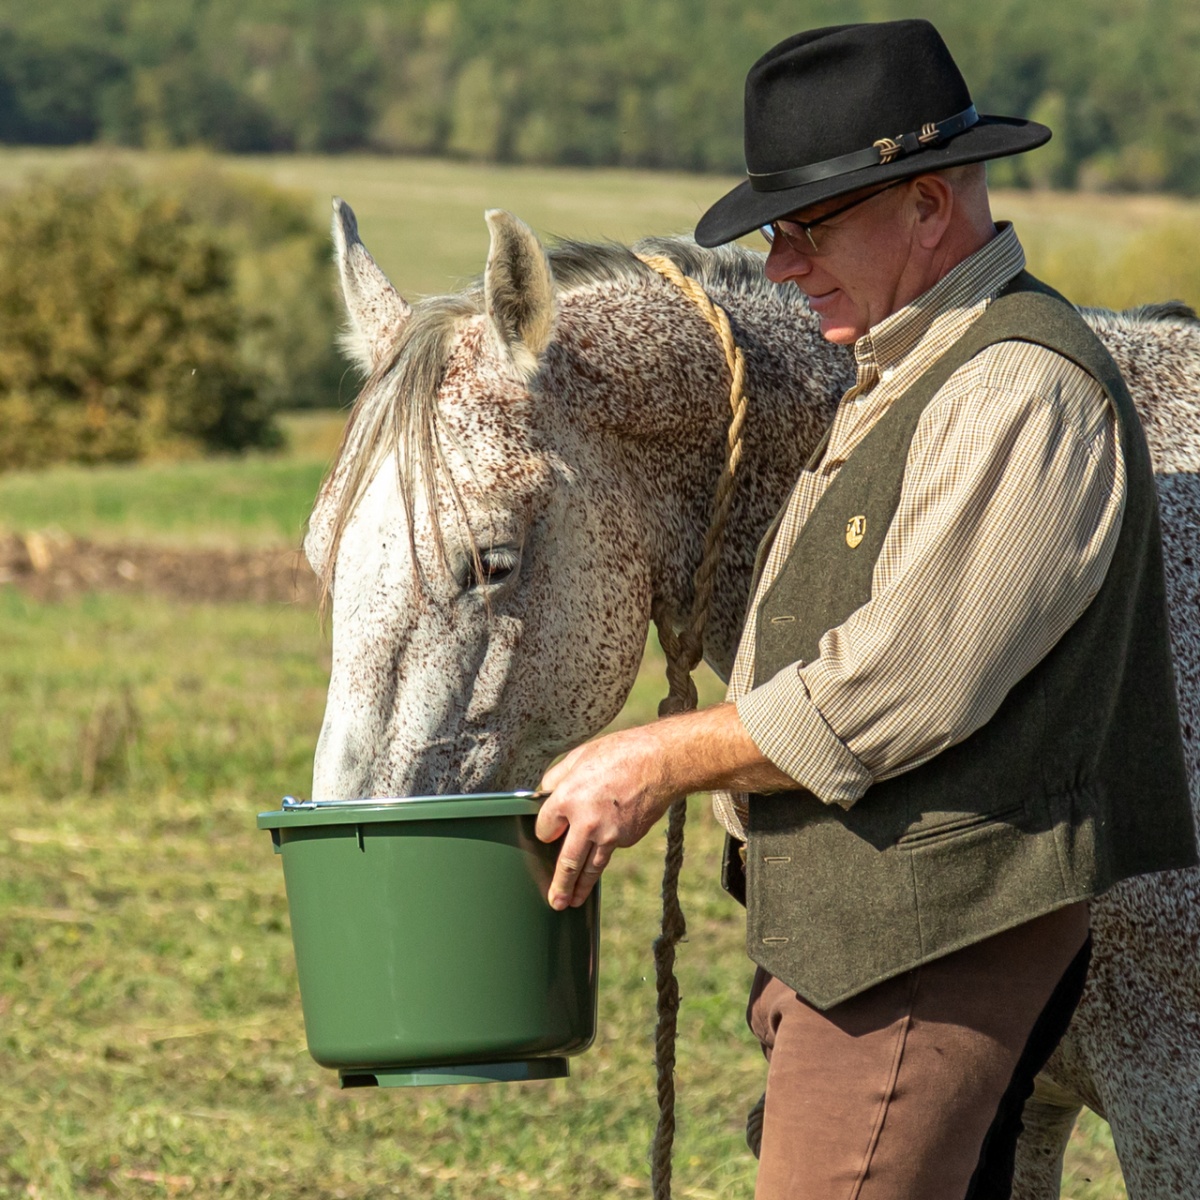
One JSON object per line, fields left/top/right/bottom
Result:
{"left": 1011, "top": 1074, "right": 1084, "bottom": 1200}
{"left": 1056, "top": 876, "right": 1200, "bottom": 1200}
{"left": 1102, "top": 1061, "right": 1200, "bottom": 1200}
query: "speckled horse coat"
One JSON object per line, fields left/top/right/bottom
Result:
{"left": 306, "top": 201, "right": 1200, "bottom": 1200}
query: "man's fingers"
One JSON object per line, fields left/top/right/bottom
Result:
{"left": 539, "top": 758, "right": 567, "bottom": 793}
{"left": 534, "top": 798, "right": 568, "bottom": 844}
{"left": 567, "top": 845, "right": 613, "bottom": 908}
{"left": 539, "top": 743, "right": 587, "bottom": 794}
{"left": 550, "top": 838, "right": 594, "bottom": 910}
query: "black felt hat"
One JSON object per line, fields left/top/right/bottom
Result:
{"left": 695, "top": 20, "right": 1050, "bottom": 247}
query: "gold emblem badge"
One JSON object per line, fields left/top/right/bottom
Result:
{"left": 845, "top": 515, "right": 867, "bottom": 548}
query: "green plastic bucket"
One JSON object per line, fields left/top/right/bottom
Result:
{"left": 258, "top": 793, "right": 599, "bottom": 1088}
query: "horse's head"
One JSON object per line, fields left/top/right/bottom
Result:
{"left": 305, "top": 201, "right": 658, "bottom": 799}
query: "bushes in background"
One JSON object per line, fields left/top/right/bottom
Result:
{"left": 159, "top": 164, "right": 345, "bottom": 415}
{"left": 0, "top": 166, "right": 343, "bottom": 470}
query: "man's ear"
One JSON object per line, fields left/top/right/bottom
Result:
{"left": 910, "top": 173, "right": 956, "bottom": 247}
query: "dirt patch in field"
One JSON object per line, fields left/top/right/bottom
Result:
{"left": 0, "top": 531, "right": 320, "bottom": 606}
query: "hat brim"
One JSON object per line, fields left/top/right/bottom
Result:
{"left": 694, "top": 116, "right": 1051, "bottom": 247}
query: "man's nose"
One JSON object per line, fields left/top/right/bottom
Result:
{"left": 764, "top": 238, "right": 813, "bottom": 284}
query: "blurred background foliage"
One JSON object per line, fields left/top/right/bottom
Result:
{"left": 0, "top": 0, "right": 1198, "bottom": 469}
{"left": 0, "top": 0, "right": 1198, "bottom": 193}
{"left": 0, "top": 164, "right": 342, "bottom": 469}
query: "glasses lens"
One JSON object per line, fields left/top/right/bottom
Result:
{"left": 762, "top": 221, "right": 818, "bottom": 254}
{"left": 775, "top": 220, "right": 819, "bottom": 254}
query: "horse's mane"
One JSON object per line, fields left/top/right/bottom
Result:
{"left": 1080, "top": 299, "right": 1200, "bottom": 330}
{"left": 315, "top": 236, "right": 771, "bottom": 603}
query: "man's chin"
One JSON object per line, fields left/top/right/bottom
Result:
{"left": 799, "top": 288, "right": 862, "bottom": 344}
{"left": 818, "top": 319, "right": 860, "bottom": 346}
{"left": 807, "top": 296, "right": 861, "bottom": 344}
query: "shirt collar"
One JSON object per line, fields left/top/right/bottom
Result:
{"left": 854, "top": 222, "right": 1026, "bottom": 376}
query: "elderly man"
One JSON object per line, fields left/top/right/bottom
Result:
{"left": 535, "top": 19, "right": 1194, "bottom": 1200}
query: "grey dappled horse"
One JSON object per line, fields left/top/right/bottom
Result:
{"left": 306, "top": 201, "right": 1200, "bottom": 1198}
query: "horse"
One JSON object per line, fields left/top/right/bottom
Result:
{"left": 305, "top": 199, "right": 1200, "bottom": 1200}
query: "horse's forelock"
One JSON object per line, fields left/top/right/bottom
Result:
{"left": 317, "top": 291, "right": 483, "bottom": 609}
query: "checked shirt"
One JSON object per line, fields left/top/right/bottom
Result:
{"left": 713, "top": 224, "right": 1126, "bottom": 840}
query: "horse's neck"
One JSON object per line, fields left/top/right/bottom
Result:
{"left": 558, "top": 274, "right": 853, "bottom": 681}
{"left": 690, "top": 285, "right": 852, "bottom": 677}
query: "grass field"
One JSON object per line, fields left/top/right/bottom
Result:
{"left": 0, "top": 472, "right": 1129, "bottom": 1199}
{"left": 0, "top": 413, "right": 345, "bottom": 551}
{"left": 0, "top": 457, "right": 327, "bottom": 550}
{"left": 0, "top": 587, "right": 1126, "bottom": 1199}
{"left": 2, "top": 145, "right": 1199, "bottom": 311}
{"left": 0, "top": 149, "right": 1145, "bottom": 1197}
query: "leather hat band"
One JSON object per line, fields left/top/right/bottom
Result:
{"left": 747, "top": 104, "right": 980, "bottom": 193}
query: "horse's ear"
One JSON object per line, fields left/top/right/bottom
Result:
{"left": 484, "top": 210, "right": 557, "bottom": 379}
{"left": 332, "top": 198, "right": 412, "bottom": 374}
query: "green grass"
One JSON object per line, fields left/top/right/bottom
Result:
{"left": 0, "top": 588, "right": 1125, "bottom": 1198}
{"left": 0, "top": 415, "right": 346, "bottom": 548}
{"left": 0, "top": 456, "right": 326, "bottom": 549}
{"left": 0, "top": 592, "right": 755, "bottom": 1199}
{"left": 0, "top": 589, "right": 327, "bottom": 801}
{"left": 1064, "top": 1112, "right": 1129, "bottom": 1200}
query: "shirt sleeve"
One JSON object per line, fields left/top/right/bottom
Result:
{"left": 736, "top": 354, "right": 1125, "bottom": 808}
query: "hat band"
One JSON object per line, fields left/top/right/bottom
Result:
{"left": 747, "top": 104, "right": 980, "bottom": 193}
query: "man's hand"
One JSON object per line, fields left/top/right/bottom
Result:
{"left": 534, "top": 703, "right": 801, "bottom": 910}
{"left": 535, "top": 724, "right": 679, "bottom": 910}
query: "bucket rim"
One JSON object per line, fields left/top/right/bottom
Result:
{"left": 257, "top": 791, "right": 546, "bottom": 829}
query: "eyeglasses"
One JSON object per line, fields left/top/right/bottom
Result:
{"left": 760, "top": 178, "right": 909, "bottom": 256}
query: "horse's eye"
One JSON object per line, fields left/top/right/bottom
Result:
{"left": 465, "top": 547, "right": 519, "bottom": 590}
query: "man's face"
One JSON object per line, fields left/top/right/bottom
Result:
{"left": 763, "top": 180, "right": 917, "bottom": 345}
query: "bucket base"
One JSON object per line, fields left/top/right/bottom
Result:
{"left": 339, "top": 1058, "right": 571, "bottom": 1088}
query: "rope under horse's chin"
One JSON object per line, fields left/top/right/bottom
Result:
{"left": 635, "top": 252, "right": 750, "bottom": 1200}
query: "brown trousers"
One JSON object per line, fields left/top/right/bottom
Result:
{"left": 747, "top": 903, "right": 1091, "bottom": 1200}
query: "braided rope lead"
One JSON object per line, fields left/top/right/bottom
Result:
{"left": 635, "top": 252, "right": 750, "bottom": 1200}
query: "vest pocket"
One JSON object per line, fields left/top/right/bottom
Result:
{"left": 896, "top": 801, "right": 1028, "bottom": 847}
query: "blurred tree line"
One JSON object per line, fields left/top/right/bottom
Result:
{"left": 0, "top": 167, "right": 343, "bottom": 469}
{"left": 0, "top": 0, "right": 1198, "bottom": 193}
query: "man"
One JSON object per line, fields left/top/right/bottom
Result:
{"left": 535, "top": 20, "right": 1195, "bottom": 1199}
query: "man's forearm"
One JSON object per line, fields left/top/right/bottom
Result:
{"left": 650, "top": 702, "right": 802, "bottom": 797}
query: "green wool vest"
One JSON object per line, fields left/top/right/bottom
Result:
{"left": 727, "top": 273, "right": 1196, "bottom": 1010}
